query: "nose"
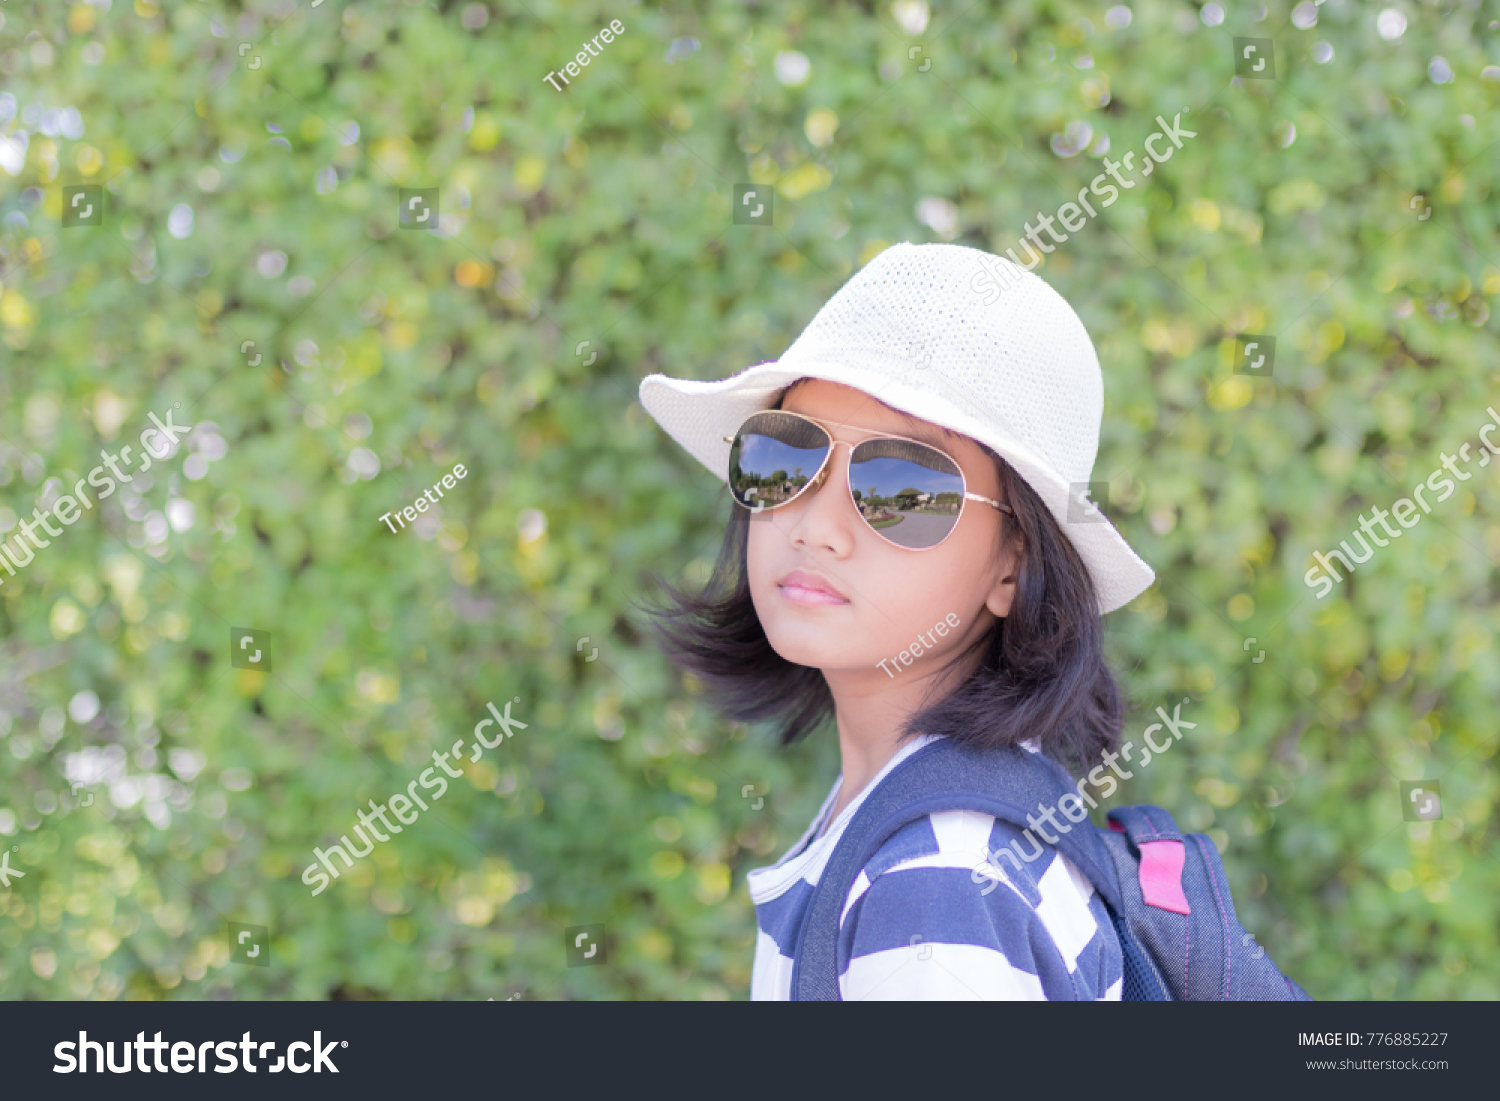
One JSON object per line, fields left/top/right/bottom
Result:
{"left": 782, "top": 443, "right": 858, "bottom": 555}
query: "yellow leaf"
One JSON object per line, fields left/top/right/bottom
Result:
{"left": 0, "top": 292, "right": 35, "bottom": 328}
{"left": 51, "top": 599, "right": 86, "bottom": 639}
{"left": 387, "top": 321, "right": 418, "bottom": 350}
{"left": 371, "top": 137, "right": 413, "bottom": 180}
{"left": 513, "top": 155, "right": 546, "bottom": 196}
{"left": 75, "top": 144, "right": 103, "bottom": 176}
{"left": 637, "top": 929, "right": 673, "bottom": 961}
{"left": 695, "top": 862, "right": 731, "bottom": 904}
{"left": 1141, "top": 318, "right": 1173, "bottom": 353}
{"left": 804, "top": 108, "right": 838, "bottom": 147}
{"left": 1209, "top": 376, "right": 1253, "bottom": 411}
{"left": 469, "top": 115, "right": 500, "bottom": 151}
{"left": 339, "top": 332, "right": 383, "bottom": 386}
{"left": 650, "top": 850, "right": 684, "bottom": 879}
{"left": 778, "top": 162, "right": 831, "bottom": 199}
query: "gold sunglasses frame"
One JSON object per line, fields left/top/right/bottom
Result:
{"left": 723, "top": 409, "right": 1012, "bottom": 550}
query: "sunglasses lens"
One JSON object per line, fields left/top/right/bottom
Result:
{"left": 728, "top": 412, "right": 830, "bottom": 511}
{"left": 849, "top": 439, "right": 966, "bottom": 549}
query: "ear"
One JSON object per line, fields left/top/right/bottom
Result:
{"left": 983, "top": 529, "right": 1022, "bottom": 619}
{"left": 984, "top": 573, "right": 1016, "bottom": 619}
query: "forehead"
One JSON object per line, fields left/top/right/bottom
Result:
{"left": 779, "top": 378, "right": 961, "bottom": 450}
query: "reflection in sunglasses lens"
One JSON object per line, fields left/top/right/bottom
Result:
{"left": 850, "top": 440, "right": 964, "bottom": 549}
{"left": 729, "top": 413, "right": 829, "bottom": 510}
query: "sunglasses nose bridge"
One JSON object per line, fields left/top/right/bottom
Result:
{"left": 816, "top": 439, "right": 855, "bottom": 493}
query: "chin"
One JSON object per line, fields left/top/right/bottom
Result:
{"left": 766, "top": 635, "right": 826, "bottom": 670}
{"left": 758, "top": 615, "right": 853, "bottom": 671}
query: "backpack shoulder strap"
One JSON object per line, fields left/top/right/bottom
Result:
{"left": 790, "top": 738, "right": 1123, "bottom": 1001}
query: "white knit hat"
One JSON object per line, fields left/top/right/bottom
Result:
{"left": 637, "top": 241, "right": 1154, "bottom": 614}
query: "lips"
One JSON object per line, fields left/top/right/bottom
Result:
{"left": 777, "top": 568, "right": 850, "bottom": 606}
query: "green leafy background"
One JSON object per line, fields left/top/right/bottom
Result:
{"left": 1, "top": 0, "right": 1497, "bottom": 1000}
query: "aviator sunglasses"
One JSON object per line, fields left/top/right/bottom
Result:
{"left": 724, "top": 409, "right": 1012, "bottom": 551}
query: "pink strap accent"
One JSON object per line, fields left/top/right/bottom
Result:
{"left": 1108, "top": 820, "right": 1125, "bottom": 832}
{"left": 1137, "top": 840, "right": 1191, "bottom": 915}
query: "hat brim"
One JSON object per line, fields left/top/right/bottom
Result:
{"left": 639, "top": 362, "right": 1156, "bottom": 615}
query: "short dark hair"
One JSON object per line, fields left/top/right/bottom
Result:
{"left": 641, "top": 386, "right": 1123, "bottom": 778}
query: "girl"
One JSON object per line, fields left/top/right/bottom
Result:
{"left": 638, "top": 242, "right": 1156, "bottom": 1000}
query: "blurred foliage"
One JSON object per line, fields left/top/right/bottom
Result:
{"left": 1, "top": 0, "right": 1498, "bottom": 1001}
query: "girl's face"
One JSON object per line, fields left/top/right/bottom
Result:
{"left": 746, "top": 379, "right": 1019, "bottom": 686}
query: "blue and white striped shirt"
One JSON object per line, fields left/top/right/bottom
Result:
{"left": 748, "top": 735, "right": 1123, "bottom": 1000}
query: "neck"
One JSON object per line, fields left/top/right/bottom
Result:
{"left": 822, "top": 646, "right": 983, "bottom": 823}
